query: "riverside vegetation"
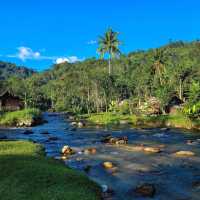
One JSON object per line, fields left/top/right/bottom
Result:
{"left": 1, "top": 29, "right": 200, "bottom": 129}
{"left": 1, "top": 29, "right": 200, "bottom": 199}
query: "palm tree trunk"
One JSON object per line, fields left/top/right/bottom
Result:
{"left": 108, "top": 57, "right": 111, "bottom": 75}
{"left": 179, "top": 79, "right": 183, "bottom": 100}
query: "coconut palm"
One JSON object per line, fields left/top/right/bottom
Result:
{"left": 97, "top": 28, "right": 121, "bottom": 75}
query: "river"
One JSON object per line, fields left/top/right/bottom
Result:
{"left": 0, "top": 113, "right": 200, "bottom": 200}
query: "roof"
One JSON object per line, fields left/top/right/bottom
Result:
{"left": 0, "top": 90, "right": 19, "bottom": 99}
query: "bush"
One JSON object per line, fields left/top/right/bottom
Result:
{"left": 183, "top": 102, "right": 200, "bottom": 118}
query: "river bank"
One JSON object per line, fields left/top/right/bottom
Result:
{"left": 0, "top": 109, "right": 44, "bottom": 127}
{"left": 81, "top": 112, "right": 200, "bottom": 130}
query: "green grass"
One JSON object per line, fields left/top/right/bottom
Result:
{"left": 0, "top": 109, "right": 41, "bottom": 126}
{"left": 138, "top": 113, "right": 196, "bottom": 129}
{"left": 86, "top": 112, "right": 137, "bottom": 125}
{"left": 0, "top": 141, "right": 101, "bottom": 200}
{"left": 85, "top": 112, "right": 200, "bottom": 130}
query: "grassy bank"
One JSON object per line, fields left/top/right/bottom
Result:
{"left": 0, "top": 109, "right": 42, "bottom": 127}
{"left": 85, "top": 112, "right": 200, "bottom": 130}
{"left": 0, "top": 141, "right": 101, "bottom": 200}
{"left": 86, "top": 112, "right": 137, "bottom": 125}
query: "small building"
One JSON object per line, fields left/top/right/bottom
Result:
{"left": 0, "top": 91, "right": 24, "bottom": 111}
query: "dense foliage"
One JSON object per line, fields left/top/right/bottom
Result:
{"left": 1, "top": 40, "right": 200, "bottom": 117}
{"left": 0, "top": 61, "right": 34, "bottom": 80}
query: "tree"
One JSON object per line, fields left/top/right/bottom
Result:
{"left": 97, "top": 28, "right": 121, "bottom": 75}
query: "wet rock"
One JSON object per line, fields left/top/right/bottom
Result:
{"left": 61, "top": 145, "right": 75, "bottom": 156}
{"left": 192, "top": 180, "right": 200, "bottom": 188}
{"left": 68, "top": 115, "right": 75, "bottom": 120}
{"left": 70, "top": 127, "right": 77, "bottom": 131}
{"left": 84, "top": 165, "right": 91, "bottom": 173}
{"left": 41, "top": 131, "right": 50, "bottom": 135}
{"left": 17, "top": 119, "right": 33, "bottom": 127}
{"left": 77, "top": 121, "right": 85, "bottom": 128}
{"left": 103, "top": 162, "right": 114, "bottom": 169}
{"left": 143, "top": 147, "right": 161, "bottom": 153}
{"left": 160, "top": 127, "right": 170, "bottom": 131}
{"left": 0, "top": 136, "right": 7, "bottom": 140}
{"left": 174, "top": 151, "right": 195, "bottom": 157}
{"left": 48, "top": 136, "right": 58, "bottom": 141}
{"left": 83, "top": 147, "right": 97, "bottom": 155}
{"left": 119, "top": 120, "right": 129, "bottom": 125}
{"left": 61, "top": 156, "right": 68, "bottom": 160}
{"left": 101, "top": 185, "right": 114, "bottom": 200}
{"left": 186, "top": 140, "right": 199, "bottom": 145}
{"left": 101, "top": 136, "right": 128, "bottom": 145}
{"left": 134, "top": 183, "right": 156, "bottom": 197}
{"left": 70, "top": 121, "right": 77, "bottom": 126}
{"left": 23, "top": 130, "right": 34, "bottom": 135}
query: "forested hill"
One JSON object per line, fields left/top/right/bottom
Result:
{"left": 0, "top": 61, "right": 35, "bottom": 80}
{"left": 1, "top": 40, "right": 200, "bottom": 113}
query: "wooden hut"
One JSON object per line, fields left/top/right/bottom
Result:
{"left": 0, "top": 91, "right": 23, "bottom": 111}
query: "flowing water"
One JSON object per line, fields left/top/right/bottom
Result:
{"left": 0, "top": 113, "right": 200, "bottom": 200}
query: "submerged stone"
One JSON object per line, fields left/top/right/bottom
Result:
{"left": 143, "top": 147, "right": 161, "bottom": 153}
{"left": 174, "top": 151, "right": 195, "bottom": 157}
{"left": 83, "top": 147, "right": 97, "bottom": 155}
{"left": 23, "top": 130, "right": 34, "bottom": 135}
{"left": 134, "top": 183, "right": 156, "bottom": 197}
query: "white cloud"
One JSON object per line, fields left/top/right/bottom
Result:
{"left": 17, "top": 47, "right": 41, "bottom": 61}
{"left": 87, "top": 40, "right": 97, "bottom": 45}
{"left": 55, "top": 56, "right": 83, "bottom": 64}
{"left": 55, "top": 57, "right": 69, "bottom": 64}
{"left": 6, "top": 46, "right": 84, "bottom": 64}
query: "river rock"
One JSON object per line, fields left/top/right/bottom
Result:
{"left": 101, "top": 185, "right": 114, "bottom": 200}
{"left": 70, "top": 127, "right": 77, "bottom": 131}
{"left": 134, "top": 183, "right": 156, "bottom": 197}
{"left": 48, "top": 136, "right": 58, "bottom": 141}
{"left": 83, "top": 147, "right": 97, "bottom": 155}
{"left": 84, "top": 165, "right": 92, "bottom": 173}
{"left": 102, "top": 136, "right": 128, "bottom": 145}
{"left": 78, "top": 121, "right": 85, "bottom": 128}
{"left": 41, "top": 131, "right": 50, "bottom": 135}
{"left": 0, "top": 136, "right": 7, "bottom": 140}
{"left": 192, "top": 180, "right": 200, "bottom": 188}
{"left": 23, "top": 130, "right": 34, "bottom": 135}
{"left": 186, "top": 140, "right": 199, "bottom": 145}
{"left": 71, "top": 122, "right": 77, "bottom": 126}
{"left": 143, "top": 147, "right": 161, "bottom": 153}
{"left": 17, "top": 119, "right": 33, "bottom": 127}
{"left": 103, "top": 162, "right": 114, "bottom": 169}
{"left": 174, "top": 151, "right": 195, "bottom": 157}
{"left": 61, "top": 145, "right": 75, "bottom": 156}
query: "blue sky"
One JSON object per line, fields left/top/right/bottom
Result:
{"left": 0, "top": 0, "right": 200, "bottom": 71}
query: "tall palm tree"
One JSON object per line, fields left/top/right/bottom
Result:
{"left": 97, "top": 28, "right": 121, "bottom": 75}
